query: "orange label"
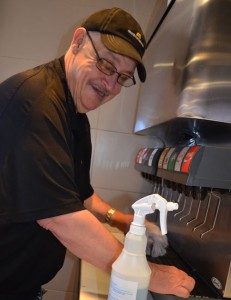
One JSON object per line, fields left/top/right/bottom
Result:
{"left": 181, "top": 146, "right": 200, "bottom": 173}
{"left": 158, "top": 148, "right": 170, "bottom": 169}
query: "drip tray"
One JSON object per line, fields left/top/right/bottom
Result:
{"left": 147, "top": 246, "right": 223, "bottom": 299}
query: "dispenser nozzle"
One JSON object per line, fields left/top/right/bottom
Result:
{"left": 131, "top": 194, "right": 178, "bottom": 235}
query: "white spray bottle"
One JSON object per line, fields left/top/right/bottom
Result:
{"left": 108, "top": 194, "right": 178, "bottom": 300}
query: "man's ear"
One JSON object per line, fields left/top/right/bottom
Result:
{"left": 71, "top": 27, "right": 87, "bottom": 54}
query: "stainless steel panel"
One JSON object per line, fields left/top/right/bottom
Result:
{"left": 150, "top": 184, "right": 231, "bottom": 298}
{"left": 135, "top": 0, "right": 231, "bottom": 144}
{"left": 225, "top": 262, "right": 231, "bottom": 298}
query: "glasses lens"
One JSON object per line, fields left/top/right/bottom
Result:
{"left": 97, "top": 59, "right": 116, "bottom": 76}
{"left": 96, "top": 59, "right": 135, "bottom": 87}
{"left": 117, "top": 75, "right": 134, "bottom": 87}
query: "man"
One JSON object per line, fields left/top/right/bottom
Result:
{"left": 0, "top": 7, "right": 195, "bottom": 300}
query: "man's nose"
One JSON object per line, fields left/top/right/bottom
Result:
{"left": 104, "top": 73, "right": 120, "bottom": 91}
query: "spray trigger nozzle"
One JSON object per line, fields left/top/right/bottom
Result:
{"left": 131, "top": 194, "right": 178, "bottom": 235}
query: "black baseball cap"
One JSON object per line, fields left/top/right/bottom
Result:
{"left": 81, "top": 7, "right": 147, "bottom": 82}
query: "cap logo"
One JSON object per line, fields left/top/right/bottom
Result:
{"left": 128, "top": 30, "right": 144, "bottom": 48}
{"left": 136, "top": 32, "right": 142, "bottom": 40}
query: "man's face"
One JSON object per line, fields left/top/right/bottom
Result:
{"left": 66, "top": 30, "right": 137, "bottom": 113}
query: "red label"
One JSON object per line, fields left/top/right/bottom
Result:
{"left": 142, "top": 148, "right": 152, "bottom": 164}
{"left": 136, "top": 148, "right": 146, "bottom": 164}
{"left": 181, "top": 146, "right": 200, "bottom": 173}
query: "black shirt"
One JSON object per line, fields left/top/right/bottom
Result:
{"left": 0, "top": 57, "right": 94, "bottom": 299}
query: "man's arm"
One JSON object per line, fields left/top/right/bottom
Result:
{"left": 83, "top": 192, "right": 132, "bottom": 233}
{"left": 37, "top": 209, "right": 122, "bottom": 272}
{"left": 37, "top": 207, "right": 195, "bottom": 298}
{"left": 84, "top": 193, "right": 168, "bottom": 257}
{"left": 83, "top": 192, "right": 195, "bottom": 297}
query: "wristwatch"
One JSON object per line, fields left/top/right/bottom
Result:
{"left": 105, "top": 208, "right": 116, "bottom": 223}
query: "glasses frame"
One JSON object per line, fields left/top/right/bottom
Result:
{"left": 86, "top": 31, "right": 136, "bottom": 87}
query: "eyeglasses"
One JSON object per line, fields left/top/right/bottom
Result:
{"left": 87, "top": 31, "right": 136, "bottom": 87}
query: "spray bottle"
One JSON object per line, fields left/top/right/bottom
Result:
{"left": 108, "top": 194, "right": 178, "bottom": 300}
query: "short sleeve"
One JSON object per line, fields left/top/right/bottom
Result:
{"left": 0, "top": 73, "right": 86, "bottom": 223}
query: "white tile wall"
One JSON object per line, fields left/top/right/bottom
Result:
{"left": 0, "top": 57, "right": 43, "bottom": 83}
{"left": 91, "top": 130, "right": 157, "bottom": 193}
{"left": 96, "top": 80, "right": 140, "bottom": 133}
{"left": 94, "top": 188, "right": 152, "bottom": 214}
{"left": 0, "top": 0, "right": 161, "bottom": 298}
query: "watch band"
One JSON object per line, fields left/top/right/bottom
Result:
{"left": 105, "top": 208, "right": 116, "bottom": 223}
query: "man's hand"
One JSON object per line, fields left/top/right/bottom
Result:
{"left": 149, "top": 263, "right": 195, "bottom": 298}
{"left": 145, "top": 221, "right": 168, "bottom": 257}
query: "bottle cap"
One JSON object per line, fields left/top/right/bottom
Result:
{"left": 130, "top": 223, "right": 146, "bottom": 235}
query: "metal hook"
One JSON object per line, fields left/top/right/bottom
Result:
{"left": 179, "top": 196, "right": 194, "bottom": 221}
{"left": 174, "top": 193, "right": 185, "bottom": 218}
{"left": 186, "top": 199, "right": 202, "bottom": 225}
{"left": 200, "top": 192, "right": 221, "bottom": 238}
{"left": 193, "top": 191, "right": 212, "bottom": 232}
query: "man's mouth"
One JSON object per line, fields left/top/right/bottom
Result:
{"left": 92, "top": 84, "right": 109, "bottom": 101}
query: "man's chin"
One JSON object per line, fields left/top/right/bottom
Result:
{"left": 81, "top": 102, "right": 101, "bottom": 113}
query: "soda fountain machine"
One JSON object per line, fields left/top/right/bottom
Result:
{"left": 135, "top": 146, "right": 231, "bottom": 299}
{"left": 134, "top": 0, "right": 231, "bottom": 299}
